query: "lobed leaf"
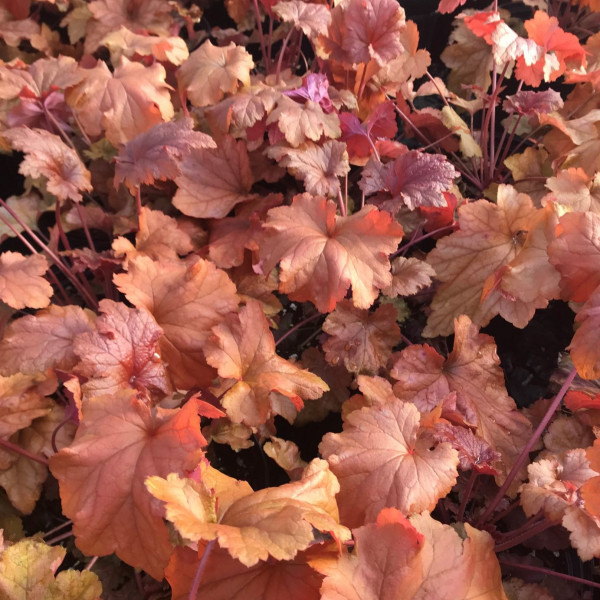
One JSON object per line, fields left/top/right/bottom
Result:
{"left": 204, "top": 300, "right": 328, "bottom": 426}
{"left": 260, "top": 193, "right": 403, "bottom": 313}
{"left": 50, "top": 391, "right": 207, "bottom": 580}
{"left": 320, "top": 400, "right": 459, "bottom": 527}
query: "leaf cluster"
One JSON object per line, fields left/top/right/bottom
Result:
{"left": 0, "top": 0, "right": 599, "bottom": 598}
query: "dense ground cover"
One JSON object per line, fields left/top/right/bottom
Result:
{"left": 1, "top": 0, "right": 600, "bottom": 598}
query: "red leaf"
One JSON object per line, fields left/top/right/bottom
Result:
{"left": 114, "top": 117, "right": 215, "bottom": 193}
{"left": 360, "top": 150, "right": 458, "bottom": 212}
{"left": 74, "top": 299, "right": 172, "bottom": 400}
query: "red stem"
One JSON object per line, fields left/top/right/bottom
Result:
{"left": 252, "top": 0, "right": 269, "bottom": 74}
{"left": 337, "top": 189, "right": 347, "bottom": 217}
{"left": 478, "top": 367, "right": 578, "bottom": 525}
{"left": 275, "top": 312, "right": 322, "bottom": 347}
{"left": 46, "top": 530, "right": 73, "bottom": 545}
{"left": 276, "top": 27, "right": 295, "bottom": 83}
{"left": 55, "top": 200, "right": 71, "bottom": 251}
{"left": 267, "top": 16, "right": 274, "bottom": 70}
{"left": 490, "top": 498, "right": 521, "bottom": 524}
{"left": 457, "top": 470, "right": 478, "bottom": 522}
{"left": 44, "top": 519, "right": 73, "bottom": 539}
{"left": 496, "top": 115, "right": 524, "bottom": 175}
{"left": 0, "top": 198, "right": 98, "bottom": 309}
{"left": 75, "top": 202, "right": 97, "bottom": 252}
{"left": 495, "top": 511, "right": 545, "bottom": 542}
{"left": 84, "top": 556, "right": 99, "bottom": 571}
{"left": 499, "top": 559, "right": 600, "bottom": 590}
{"left": 357, "top": 64, "right": 369, "bottom": 100}
{"left": 0, "top": 437, "right": 49, "bottom": 466}
{"left": 494, "top": 517, "right": 557, "bottom": 552}
{"left": 393, "top": 225, "right": 454, "bottom": 258}
{"left": 393, "top": 105, "right": 482, "bottom": 190}
{"left": 135, "top": 187, "right": 143, "bottom": 224}
{"left": 189, "top": 540, "right": 216, "bottom": 600}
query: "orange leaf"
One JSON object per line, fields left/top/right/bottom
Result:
{"left": 425, "top": 185, "right": 558, "bottom": 336}
{"left": 113, "top": 255, "right": 238, "bottom": 390}
{"left": 101, "top": 26, "right": 189, "bottom": 65}
{"left": 266, "top": 96, "right": 341, "bottom": 147}
{"left": 0, "top": 56, "right": 82, "bottom": 130}
{"left": 434, "top": 422, "right": 500, "bottom": 475}
{"left": 0, "top": 405, "right": 74, "bottom": 514}
{"left": 313, "top": 510, "right": 507, "bottom": 600}
{"left": 295, "top": 347, "right": 352, "bottom": 425}
{"left": 515, "top": 11, "right": 586, "bottom": 87}
{"left": 147, "top": 458, "right": 351, "bottom": 567}
{"left": 208, "top": 194, "right": 282, "bottom": 269}
{"left": 177, "top": 40, "right": 254, "bottom": 107}
{"left": 548, "top": 211, "right": 600, "bottom": 302}
{"left": 322, "top": 300, "right": 401, "bottom": 375}
{"left": 565, "top": 390, "right": 600, "bottom": 412}
{"left": 84, "top": 0, "right": 173, "bottom": 54}
{"left": 166, "top": 543, "right": 324, "bottom": 600}
{"left": 521, "top": 449, "right": 597, "bottom": 522}
{"left": 3, "top": 128, "right": 92, "bottom": 203}
{"left": 320, "top": 399, "right": 459, "bottom": 527}
{"left": 437, "top": 0, "right": 467, "bottom": 14}
{"left": 0, "top": 251, "right": 52, "bottom": 309}
{"left": 321, "top": 0, "right": 406, "bottom": 67}
{"left": 522, "top": 449, "right": 600, "bottom": 561}
{"left": 173, "top": 135, "right": 255, "bottom": 219}
{"left": 0, "top": 373, "right": 53, "bottom": 441}
{"left": 260, "top": 193, "right": 403, "bottom": 313}
{"left": 383, "top": 256, "right": 435, "bottom": 297}
{"left": 583, "top": 440, "right": 600, "bottom": 517}
{"left": 205, "top": 83, "right": 279, "bottom": 138}
{"left": 0, "top": 305, "right": 96, "bottom": 376}
{"left": 273, "top": 0, "right": 331, "bottom": 39}
{"left": 314, "top": 508, "right": 424, "bottom": 600}
{"left": 204, "top": 300, "right": 328, "bottom": 426}
{"left": 268, "top": 140, "right": 349, "bottom": 197}
{"left": 360, "top": 150, "right": 458, "bottom": 212}
{"left": 392, "top": 316, "right": 532, "bottom": 489}
{"left": 569, "top": 286, "right": 600, "bottom": 379}
{"left": 440, "top": 18, "right": 493, "bottom": 94}
{"left": 66, "top": 57, "right": 174, "bottom": 145}
{"left": 409, "top": 513, "right": 508, "bottom": 600}
{"left": 112, "top": 206, "right": 200, "bottom": 263}
{"left": 464, "top": 12, "right": 545, "bottom": 69}
{"left": 50, "top": 391, "right": 207, "bottom": 580}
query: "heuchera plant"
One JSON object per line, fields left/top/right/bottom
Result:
{"left": 2, "top": 0, "right": 600, "bottom": 597}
